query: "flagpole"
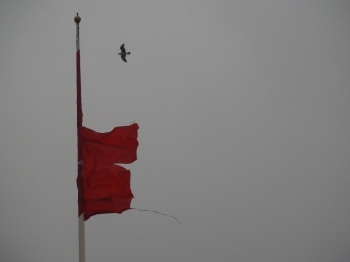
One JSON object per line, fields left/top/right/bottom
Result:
{"left": 74, "top": 13, "right": 85, "bottom": 262}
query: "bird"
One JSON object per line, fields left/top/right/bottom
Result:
{"left": 118, "top": 43, "right": 130, "bottom": 62}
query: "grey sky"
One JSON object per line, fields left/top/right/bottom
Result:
{"left": 1, "top": 1, "right": 350, "bottom": 261}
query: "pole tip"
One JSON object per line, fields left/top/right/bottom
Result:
{"left": 74, "top": 13, "right": 81, "bottom": 24}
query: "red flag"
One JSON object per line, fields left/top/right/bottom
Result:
{"left": 81, "top": 124, "right": 138, "bottom": 164}
{"left": 83, "top": 163, "right": 133, "bottom": 220}
{"left": 78, "top": 123, "right": 139, "bottom": 220}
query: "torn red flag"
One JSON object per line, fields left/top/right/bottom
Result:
{"left": 81, "top": 124, "right": 138, "bottom": 164}
{"left": 78, "top": 123, "right": 139, "bottom": 220}
{"left": 83, "top": 163, "right": 133, "bottom": 220}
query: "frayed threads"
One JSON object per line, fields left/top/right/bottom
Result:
{"left": 129, "top": 208, "right": 181, "bottom": 225}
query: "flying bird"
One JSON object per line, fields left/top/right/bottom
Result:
{"left": 119, "top": 44, "right": 130, "bottom": 62}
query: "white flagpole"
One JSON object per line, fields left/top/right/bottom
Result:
{"left": 74, "top": 13, "right": 85, "bottom": 262}
{"left": 79, "top": 214, "right": 85, "bottom": 262}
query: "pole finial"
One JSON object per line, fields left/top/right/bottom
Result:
{"left": 74, "top": 13, "right": 81, "bottom": 24}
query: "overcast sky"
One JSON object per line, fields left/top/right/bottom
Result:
{"left": 1, "top": 1, "right": 350, "bottom": 261}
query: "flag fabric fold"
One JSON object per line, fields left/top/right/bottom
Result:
{"left": 78, "top": 123, "right": 139, "bottom": 220}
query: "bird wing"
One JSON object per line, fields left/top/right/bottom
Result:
{"left": 121, "top": 55, "right": 127, "bottom": 62}
{"left": 120, "top": 44, "right": 126, "bottom": 52}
